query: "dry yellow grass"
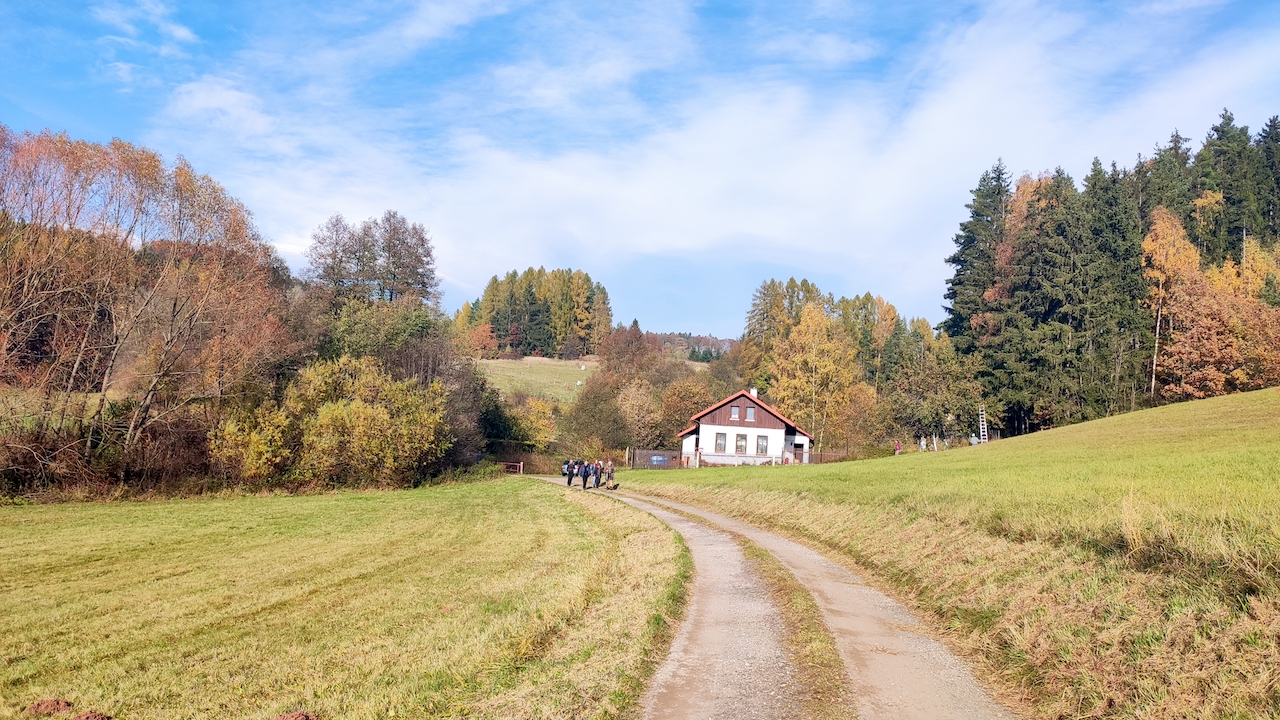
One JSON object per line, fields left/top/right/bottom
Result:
{"left": 626, "top": 389, "right": 1280, "bottom": 719}
{"left": 0, "top": 479, "right": 689, "bottom": 719}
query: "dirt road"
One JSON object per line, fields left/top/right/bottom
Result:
{"left": 613, "top": 494, "right": 803, "bottom": 720}
{"left": 625, "top": 492, "right": 1015, "bottom": 720}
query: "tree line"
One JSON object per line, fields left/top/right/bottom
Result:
{"left": 944, "top": 110, "right": 1280, "bottom": 434}
{"left": 5, "top": 109, "right": 1278, "bottom": 493}
{"left": 0, "top": 126, "right": 521, "bottom": 495}
{"left": 453, "top": 267, "right": 612, "bottom": 359}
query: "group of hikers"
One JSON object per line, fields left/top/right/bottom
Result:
{"left": 562, "top": 459, "right": 617, "bottom": 490}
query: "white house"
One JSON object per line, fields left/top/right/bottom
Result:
{"left": 678, "top": 389, "right": 813, "bottom": 466}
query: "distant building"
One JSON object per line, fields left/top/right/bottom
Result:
{"left": 678, "top": 389, "right": 812, "bottom": 466}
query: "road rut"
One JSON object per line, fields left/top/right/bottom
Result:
{"left": 625, "top": 492, "right": 1015, "bottom": 720}
{"left": 613, "top": 494, "right": 802, "bottom": 720}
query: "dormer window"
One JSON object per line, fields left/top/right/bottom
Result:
{"left": 746, "top": 407, "right": 755, "bottom": 421}
{"left": 730, "top": 406, "right": 740, "bottom": 420}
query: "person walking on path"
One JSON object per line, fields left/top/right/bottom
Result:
{"left": 578, "top": 460, "right": 590, "bottom": 490}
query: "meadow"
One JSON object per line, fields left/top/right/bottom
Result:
{"left": 477, "top": 358, "right": 599, "bottom": 402}
{"left": 0, "top": 479, "right": 688, "bottom": 720}
{"left": 626, "top": 388, "right": 1280, "bottom": 719}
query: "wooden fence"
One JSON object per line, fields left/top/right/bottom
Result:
{"left": 629, "top": 449, "right": 856, "bottom": 469}
{"left": 628, "top": 449, "right": 684, "bottom": 470}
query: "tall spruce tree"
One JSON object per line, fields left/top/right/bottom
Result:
{"left": 942, "top": 161, "right": 1010, "bottom": 352}
{"left": 1193, "top": 110, "right": 1265, "bottom": 264}
{"left": 1256, "top": 116, "right": 1280, "bottom": 246}
{"left": 1133, "top": 131, "right": 1195, "bottom": 231}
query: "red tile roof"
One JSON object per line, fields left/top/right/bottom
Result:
{"left": 677, "top": 389, "right": 813, "bottom": 439}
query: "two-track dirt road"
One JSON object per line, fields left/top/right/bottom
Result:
{"left": 546, "top": 477, "right": 1014, "bottom": 719}
{"left": 623, "top": 492, "right": 1015, "bottom": 720}
{"left": 614, "top": 495, "right": 803, "bottom": 720}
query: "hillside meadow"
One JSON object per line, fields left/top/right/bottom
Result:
{"left": 626, "top": 388, "right": 1280, "bottom": 719}
{"left": 0, "top": 479, "right": 689, "bottom": 720}
{"left": 478, "top": 357, "right": 599, "bottom": 403}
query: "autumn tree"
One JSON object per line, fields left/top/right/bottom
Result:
{"left": 883, "top": 322, "right": 983, "bottom": 442}
{"left": 510, "top": 396, "right": 556, "bottom": 453}
{"left": 305, "top": 210, "right": 439, "bottom": 304}
{"left": 1142, "top": 206, "right": 1201, "bottom": 396}
{"left": 769, "top": 303, "right": 860, "bottom": 451}
{"left": 617, "top": 380, "right": 662, "bottom": 449}
{"left": 463, "top": 267, "right": 611, "bottom": 357}
{"left": 213, "top": 356, "right": 450, "bottom": 487}
{"left": 0, "top": 127, "right": 294, "bottom": 488}
{"left": 656, "top": 377, "right": 714, "bottom": 448}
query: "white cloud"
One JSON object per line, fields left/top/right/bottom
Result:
{"left": 91, "top": 0, "right": 197, "bottom": 45}
{"left": 759, "top": 33, "right": 877, "bottom": 66}
{"left": 1139, "top": 0, "right": 1231, "bottom": 14}
{"left": 165, "top": 77, "right": 276, "bottom": 138}
{"left": 140, "top": 0, "right": 1280, "bottom": 334}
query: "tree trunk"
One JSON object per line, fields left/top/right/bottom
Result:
{"left": 1149, "top": 304, "right": 1163, "bottom": 397}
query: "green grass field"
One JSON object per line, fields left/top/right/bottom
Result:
{"left": 0, "top": 479, "right": 688, "bottom": 720}
{"left": 626, "top": 388, "right": 1280, "bottom": 719}
{"left": 478, "top": 358, "right": 599, "bottom": 402}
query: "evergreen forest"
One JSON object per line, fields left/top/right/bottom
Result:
{"left": 735, "top": 109, "right": 1280, "bottom": 442}
{"left": 453, "top": 267, "right": 613, "bottom": 359}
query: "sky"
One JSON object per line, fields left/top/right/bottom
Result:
{"left": 3, "top": 0, "right": 1280, "bottom": 337}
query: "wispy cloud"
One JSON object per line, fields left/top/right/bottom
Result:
{"left": 127, "top": 0, "right": 1280, "bottom": 334}
{"left": 91, "top": 0, "right": 198, "bottom": 46}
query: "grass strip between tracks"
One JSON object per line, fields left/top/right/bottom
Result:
{"left": 649, "top": 499, "right": 855, "bottom": 720}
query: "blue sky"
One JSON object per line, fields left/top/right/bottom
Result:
{"left": 4, "top": 0, "right": 1280, "bottom": 336}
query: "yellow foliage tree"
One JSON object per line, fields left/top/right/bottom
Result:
{"left": 1205, "top": 237, "right": 1280, "bottom": 299}
{"left": 617, "top": 379, "right": 662, "bottom": 448}
{"left": 769, "top": 303, "right": 860, "bottom": 451}
{"left": 511, "top": 396, "right": 556, "bottom": 453}
{"left": 1142, "top": 207, "right": 1200, "bottom": 396}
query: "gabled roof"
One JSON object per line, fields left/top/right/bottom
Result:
{"left": 677, "top": 389, "right": 814, "bottom": 439}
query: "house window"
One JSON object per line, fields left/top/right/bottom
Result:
{"left": 730, "top": 406, "right": 740, "bottom": 420}
{"left": 735, "top": 434, "right": 748, "bottom": 454}
{"left": 746, "top": 407, "right": 755, "bottom": 421}
{"left": 757, "top": 435, "right": 768, "bottom": 455}
{"left": 715, "top": 433, "right": 726, "bottom": 453}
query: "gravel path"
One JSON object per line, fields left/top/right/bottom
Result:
{"left": 625, "top": 492, "right": 1016, "bottom": 720}
{"left": 612, "top": 494, "right": 803, "bottom": 720}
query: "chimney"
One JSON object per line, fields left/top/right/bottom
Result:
{"left": 749, "top": 387, "right": 758, "bottom": 398}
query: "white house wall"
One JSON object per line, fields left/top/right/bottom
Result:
{"left": 697, "top": 424, "right": 788, "bottom": 465}
{"left": 681, "top": 434, "right": 697, "bottom": 455}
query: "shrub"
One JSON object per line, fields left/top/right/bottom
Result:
{"left": 213, "top": 356, "right": 451, "bottom": 488}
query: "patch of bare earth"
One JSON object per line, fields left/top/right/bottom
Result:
{"left": 25, "top": 699, "right": 73, "bottom": 715}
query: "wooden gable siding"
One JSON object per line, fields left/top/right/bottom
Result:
{"left": 697, "top": 398, "right": 785, "bottom": 430}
